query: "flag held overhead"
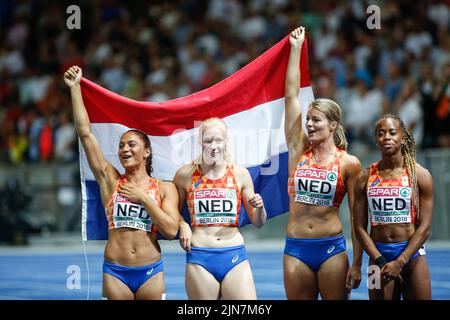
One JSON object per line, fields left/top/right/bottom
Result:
{"left": 79, "top": 35, "right": 313, "bottom": 241}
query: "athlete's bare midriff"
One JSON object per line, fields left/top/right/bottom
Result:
{"left": 191, "top": 226, "right": 244, "bottom": 248}
{"left": 104, "top": 228, "right": 161, "bottom": 266}
{"left": 286, "top": 200, "right": 343, "bottom": 238}
{"left": 370, "top": 223, "right": 416, "bottom": 243}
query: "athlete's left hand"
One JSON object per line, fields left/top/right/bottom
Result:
{"left": 118, "top": 182, "right": 149, "bottom": 204}
{"left": 346, "top": 264, "right": 362, "bottom": 289}
{"left": 248, "top": 193, "right": 264, "bottom": 208}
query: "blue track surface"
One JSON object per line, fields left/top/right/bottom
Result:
{"left": 0, "top": 248, "right": 449, "bottom": 300}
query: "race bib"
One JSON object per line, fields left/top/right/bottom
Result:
{"left": 112, "top": 191, "right": 155, "bottom": 231}
{"left": 367, "top": 186, "right": 412, "bottom": 224}
{"left": 293, "top": 166, "right": 338, "bottom": 206}
{"left": 193, "top": 188, "right": 238, "bottom": 226}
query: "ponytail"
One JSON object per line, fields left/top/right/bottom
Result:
{"left": 334, "top": 124, "right": 348, "bottom": 151}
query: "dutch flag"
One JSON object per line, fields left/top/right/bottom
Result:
{"left": 79, "top": 36, "right": 314, "bottom": 240}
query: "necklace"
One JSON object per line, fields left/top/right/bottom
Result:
{"left": 313, "top": 150, "right": 335, "bottom": 163}
{"left": 383, "top": 169, "right": 397, "bottom": 180}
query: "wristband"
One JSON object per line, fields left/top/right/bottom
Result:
{"left": 375, "top": 255, "right": 387, "bottom": 268}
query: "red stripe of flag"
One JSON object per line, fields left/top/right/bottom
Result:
{"left": 80, "top": 35, "right": 310, "bottom": 136}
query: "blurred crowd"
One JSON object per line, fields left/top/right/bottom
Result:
{"left": 0, "top": 0, "right": 449, "bottom": 165}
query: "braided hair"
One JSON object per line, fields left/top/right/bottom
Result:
{"left": 375, "top": 114, "right": 419, "bottom": 218}
{"left": 122, "top": 129, "right": 153, "bottom": 176}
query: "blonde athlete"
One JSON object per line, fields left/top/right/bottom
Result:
{"left": 64, "top": 66, "right": 179, "bottom": 300}
{"left": 283, "top": 27, "right": 363, "bottom": 300}
{"left": 174, "top": 117, "right": 267, "bottom": 300}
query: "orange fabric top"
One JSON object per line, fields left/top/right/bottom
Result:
{"left": 288, "top": 148, "right": 346, "bottom": 208}
{"left": 187, "top": 164, "right": 242, "bottom": 227}
{"left": 366, "top": 162, "right": 416, "bottom": 226}
{"left": 105, "top": 176, "right": 160, "bottom": 234}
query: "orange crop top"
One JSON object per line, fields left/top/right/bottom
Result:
{"left": 187, "top": 164, "right": 241, "bottom": 227}
{"left": 366, "top": 162, "right": 416, "bottom": 226}
{"left": 105, "top": 176, "right": 160, "bottom": 234}
{"left": 288, "top": 148, "right": 346, "bottom": 208}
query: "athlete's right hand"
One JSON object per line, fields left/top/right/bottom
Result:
{"left": 179, "top": 221, "right": 192, "bottom": 252}
{"left": 381, "top": 260, "right": 403, "bottom": 280}
{"left": 289, "top": 26, "right": 305, "bottom": 49}
{"left": 346, "top": 264, "right": 362, "bottom": 290}
{"left": 64, "top": 65, "right": 82, "bottom": 88}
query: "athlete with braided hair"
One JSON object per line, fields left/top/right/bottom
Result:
{"left": 354, "top": 114, "right": 434, "bottom": 299}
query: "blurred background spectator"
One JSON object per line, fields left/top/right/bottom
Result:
{"left": 0, "top": 0, "right": 449, "bottom": 164}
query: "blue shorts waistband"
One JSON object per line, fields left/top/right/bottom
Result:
{"left": 374, "top": 241, "right": 408, "bottom": 248}
{"left": 103, "top": 260, "right": 162, "bottom": 271}
{"left": 286, "top": 233, "right": 345, "bottom": 246}
{"left": 190, "top": 244, "right": 245, "bottom": 253}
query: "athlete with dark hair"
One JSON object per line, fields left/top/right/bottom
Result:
{"left": 354, "top": 114, "right": 434, "bottom": 299}
{"left": 64, "top": 65, "right": 180, "bottom": 300}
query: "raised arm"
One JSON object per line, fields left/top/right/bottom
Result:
{"left": 285, "top": 27, "right": 306, "bottom": 155}
{"left": 237, "top": 166, "right": 266, "bottom": 228}
{"left": 64, "top": 66, "right": 116, "bottom": 186}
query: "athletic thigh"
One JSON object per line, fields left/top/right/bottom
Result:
{"left": 317, "top": 251, "right": 349, "bottom": 300}
{"left": 401, "top": 256, "right": 431, "bottom": 300}
{"left": 135, "top": 272, "right": 165, "bottom": 300}
{"left": 221, "top": 260, "right": 256, "bottom": 300}
{"left": 102, "top": 273, "right": 134, "bottom": 300}
{"left": 185, "top": 263, "right": 221, "bottom": 300}
{"left": 283, "top": 254, "right": 318, "bottom": 300}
